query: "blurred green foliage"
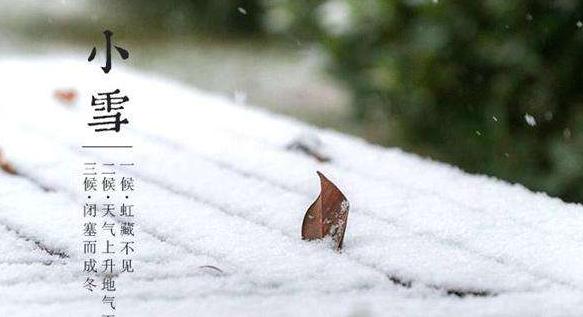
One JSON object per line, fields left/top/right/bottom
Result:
{"left": 265, "top": 0, "right": 583, "bottom": 202}
{"left": 113, "top": 0, "right": 265, "bottom": 36}
{"left": 5, "top": 1, "right": 266, "bottom": 43}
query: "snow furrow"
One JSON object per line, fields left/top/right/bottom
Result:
{"left": 0, "top": 152, "right": 232, "bottom": 267}
{"left": 0, "top": 224, "right": 56, "bottom": 264}
{"left": 127, "top": 128, "right": 577, "bottom": 292}
{"left": 2, "top": 124, "right": 557, "bottom": 294}
{"left": 0, "top": 132, "right": 397, "bottom": 297}
{"left": 0, "top": 174, "right": 233, "bottom": 291}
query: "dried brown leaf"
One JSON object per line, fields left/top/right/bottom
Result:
{"left": 0, "top": 149, "right": 17, "bottom": 175}
{"left": 54, "top": 89, "right": 78, "bottom": 105}
{"left": 302, "top": 171, "right": 349, "bottom": 251}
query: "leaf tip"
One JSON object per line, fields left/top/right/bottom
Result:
{"left": 301, "top": 171, "right": 350, "bottom": 251}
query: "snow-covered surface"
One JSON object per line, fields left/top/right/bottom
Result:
{"left": 0, "top": 57, "right": 582, "bottom": 316}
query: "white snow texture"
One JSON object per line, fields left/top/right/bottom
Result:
{"left": 0, "top": 58, "right": 582, "bottom": 316}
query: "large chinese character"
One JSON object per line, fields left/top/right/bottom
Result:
{"left": 88, "top": 30, "right": 129, "bottom": 74}
{"left": 88, "top": 90, "right": 129, "bottom": 133}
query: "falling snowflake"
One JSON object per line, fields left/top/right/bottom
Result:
{"left": 238, "top": 7, "right": 247, "bottom": 15}
{"left": 577, "top": 21, "right": 583, "bottom": 28}
{"left": 524, "top": 113, "right": 537, "bottom": 126}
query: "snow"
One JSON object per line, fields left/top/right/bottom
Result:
{"left": 524, "top": 113, "right": 537, "bottom": 126}
{"left": 0, "top": 57, "right": 582, "bottom": 316}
